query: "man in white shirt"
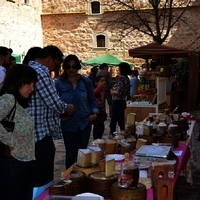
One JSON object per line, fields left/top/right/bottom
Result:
{"left": 0, "top": 46, "right": 12, "bottom": 88}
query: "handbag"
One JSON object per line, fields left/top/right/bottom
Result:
{"left": 0, "top": 100, "right": 16, "bottom": 156}
{"left": 0, "top": 100, "right": 16, "bottom": 132}
{"left": 92, "top": 105, "right": 107, "bottom": 125}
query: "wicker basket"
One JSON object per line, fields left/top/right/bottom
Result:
{"left": 111, "top": 182, "right": 147, "bottom": 200}
{"left": 70, "top": 170, "right": 87, "bottom": 195}
{"left": 49, "top": 181, "right": 73, "bottom": 196}
{"left": 87, "top": 171, "right": 118, "bottom": 199}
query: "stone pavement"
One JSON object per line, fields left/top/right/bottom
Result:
{"left": 53, "top": 110, "right": 200, "bottom": 199}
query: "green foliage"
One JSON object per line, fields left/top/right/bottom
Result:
{"left": 169, "top": 57, "right": 189, "bottom": 86}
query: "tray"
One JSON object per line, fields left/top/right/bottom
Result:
{"left": 135, "top": 145, "right": 172, "bottom": 159}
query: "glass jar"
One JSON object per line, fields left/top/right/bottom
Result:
{"left": 118, "top": 161, "right": 139, "bottom": 188}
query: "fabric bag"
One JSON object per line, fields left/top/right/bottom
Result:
{"left": 92, "top": 106, "right": 107, "bottom": 125}
{"left": 0, "top": 100, "right": 16, "bottom": 156}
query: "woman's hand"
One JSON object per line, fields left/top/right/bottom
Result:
{"left": 87, "top": 114, "right": 97, "bottom": 122}
{"left": 60, "top": 116, "right": 71, "bottom": 121}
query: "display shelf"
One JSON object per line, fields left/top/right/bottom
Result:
{"left": 125, "top": 77, "right": 167, "bottom": 122}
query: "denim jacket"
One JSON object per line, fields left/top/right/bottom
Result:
{"left": 55, "top": 75, "right": 99, "bottom": 132}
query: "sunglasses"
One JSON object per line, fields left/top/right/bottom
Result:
{"left": 65, "top": 65, "right": 79, "bottom": 69}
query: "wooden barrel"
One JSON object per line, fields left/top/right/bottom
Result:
{"left": 49, "top": 181, "right": 73, "bottom": 196}
{"left": 87, "top": 171, "right": 118, "bottom": 199}
{"left": 70, "top": 170, "right": 87, "bottom": 195}
{"left": 111, "top": 182, "right": 147, "bottom": 200}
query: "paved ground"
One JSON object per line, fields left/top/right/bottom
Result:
{"left": 53, "top": 109, "right": 200, "bottom": 199}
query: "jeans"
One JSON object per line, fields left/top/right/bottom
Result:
{"left": 62, "top": 123, "right": 92, "bottom": 169}
{"left": 109, "top": 100, "right": 126, "bottom": 134}
{"left": 93, "top": 122, "right": 105, "bottom": 140}
{"left": 0, "top": 157, "right": 33, "bottom": 200}
{"left": 32, "top": 136, "right": 55, "bottom": 187}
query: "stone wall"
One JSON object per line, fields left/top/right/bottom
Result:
{"left": 41, "top": 3, "right": 200, "bottom": 68}
{"left": 1, "top": 0, "right": 200, "bottom": 67}
{"left": 0, "top": 0, "right": 43, "bottom": 56}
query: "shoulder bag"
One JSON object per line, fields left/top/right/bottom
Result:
{"left": 0, "top": 100, "right": 17, "bottom": 156}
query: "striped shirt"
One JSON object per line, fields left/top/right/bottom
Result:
{"left": 28, "top": 61, "right": 67, "bottom": 142}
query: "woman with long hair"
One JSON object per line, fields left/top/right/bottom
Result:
{"left": 110, "top": 62, "right": 132, "bottom": 136}
{"left": 0, "top": 64, "right": 38, "bottom": 200}
{"left": 55, "top": 54, "right": 99, "bottom": 169}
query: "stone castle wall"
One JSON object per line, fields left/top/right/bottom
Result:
{"left": 41, "top": 1, "right": 200, "bottom": 67}
{"left": 0, "top": 0, "right": 43, "bottom": 55}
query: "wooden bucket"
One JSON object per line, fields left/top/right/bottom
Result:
{"left": 69, "top": 170, "right": 87, "bottom": 195}
{"left": 87, "top": 171, "right": 118, "bottom": 199}
{"left": 49, "top": 181, "right": 73, "bottom": 196}
{"left": 111, "top": 182, "right": 147, "bottom": 200}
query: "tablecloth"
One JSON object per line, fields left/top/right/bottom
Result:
{"left": 35, "top": 142, "right": 190, "bottom": 200}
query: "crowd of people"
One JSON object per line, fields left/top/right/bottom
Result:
{"left": 0, "top": 45, "right": 139, "bottom": 200}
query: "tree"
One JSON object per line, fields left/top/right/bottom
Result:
{"left": 99, "top": 0, "right": 192, "bottom": 44}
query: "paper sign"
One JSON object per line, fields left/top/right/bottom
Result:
{"left": 173, "top": 150, "right": 183, "bottom": 156}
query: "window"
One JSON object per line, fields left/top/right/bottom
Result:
{"left": 6, "top": 0, "right": 16, "bottom": 3}
{"left": 91, "top": 1, "right": 100, "bottom": 14}
{"left": 96, "top": 35, "right": 105, "bottom": 47}
{"left": 23, "top": 0, "right": 30, "bottom": 4}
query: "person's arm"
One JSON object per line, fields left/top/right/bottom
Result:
{"left": 0, "top": 94, "right": 15, "bottom": 146}
{"left": 130, "top": 78, "right": 134, "bottom": 96}
{"left": 85, "top": 78, "right": 99, "bottom": 114}
{"left": 0, "top": 68, "right": 6, "bottom": 89}
{"left": 36, "top": 71, "right": 74, "bottom": 115}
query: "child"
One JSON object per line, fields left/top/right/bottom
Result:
{"left": 93, "top": 76, "right": 106, "bottom": 139}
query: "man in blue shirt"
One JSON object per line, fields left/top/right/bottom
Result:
{"left": 28, "top": 45, "right": 75, "bottom": 187}
{"left": 130, "top": 69, "right": 139, "bottom": 97}
{"left": 88, "top": 66, "right": 98, "bottom": 88}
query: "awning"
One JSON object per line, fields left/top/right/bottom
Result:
{"left": 82, "top": 53, "right": 134, "bottom": 67}
{"left": 12, "top": 53, "right": 22, "bottom": 63}
{"left": 129, "top": 43, "right": 190, "bottom": 59}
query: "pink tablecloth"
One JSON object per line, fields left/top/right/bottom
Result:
{"left": 36, "top": 143, "right": 190, "bottom": 200}
{"left": 147, "top": 142, "right": 190, "bottom": 200}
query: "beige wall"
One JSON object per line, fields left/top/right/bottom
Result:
{"left": 41, "top": 3, "right": 200, "bottom": 67}
{"left": 0, "top": 0, "right": 43, "bottom": 55}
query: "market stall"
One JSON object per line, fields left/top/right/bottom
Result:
{"left": 128, "top": 42, "right": 199, "bottom": 112}
{"left": 34, "top": 112, "right": 196, "bottom": 200}
{"left": 126, "top": 76, "right": 167, "bottom": 122}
